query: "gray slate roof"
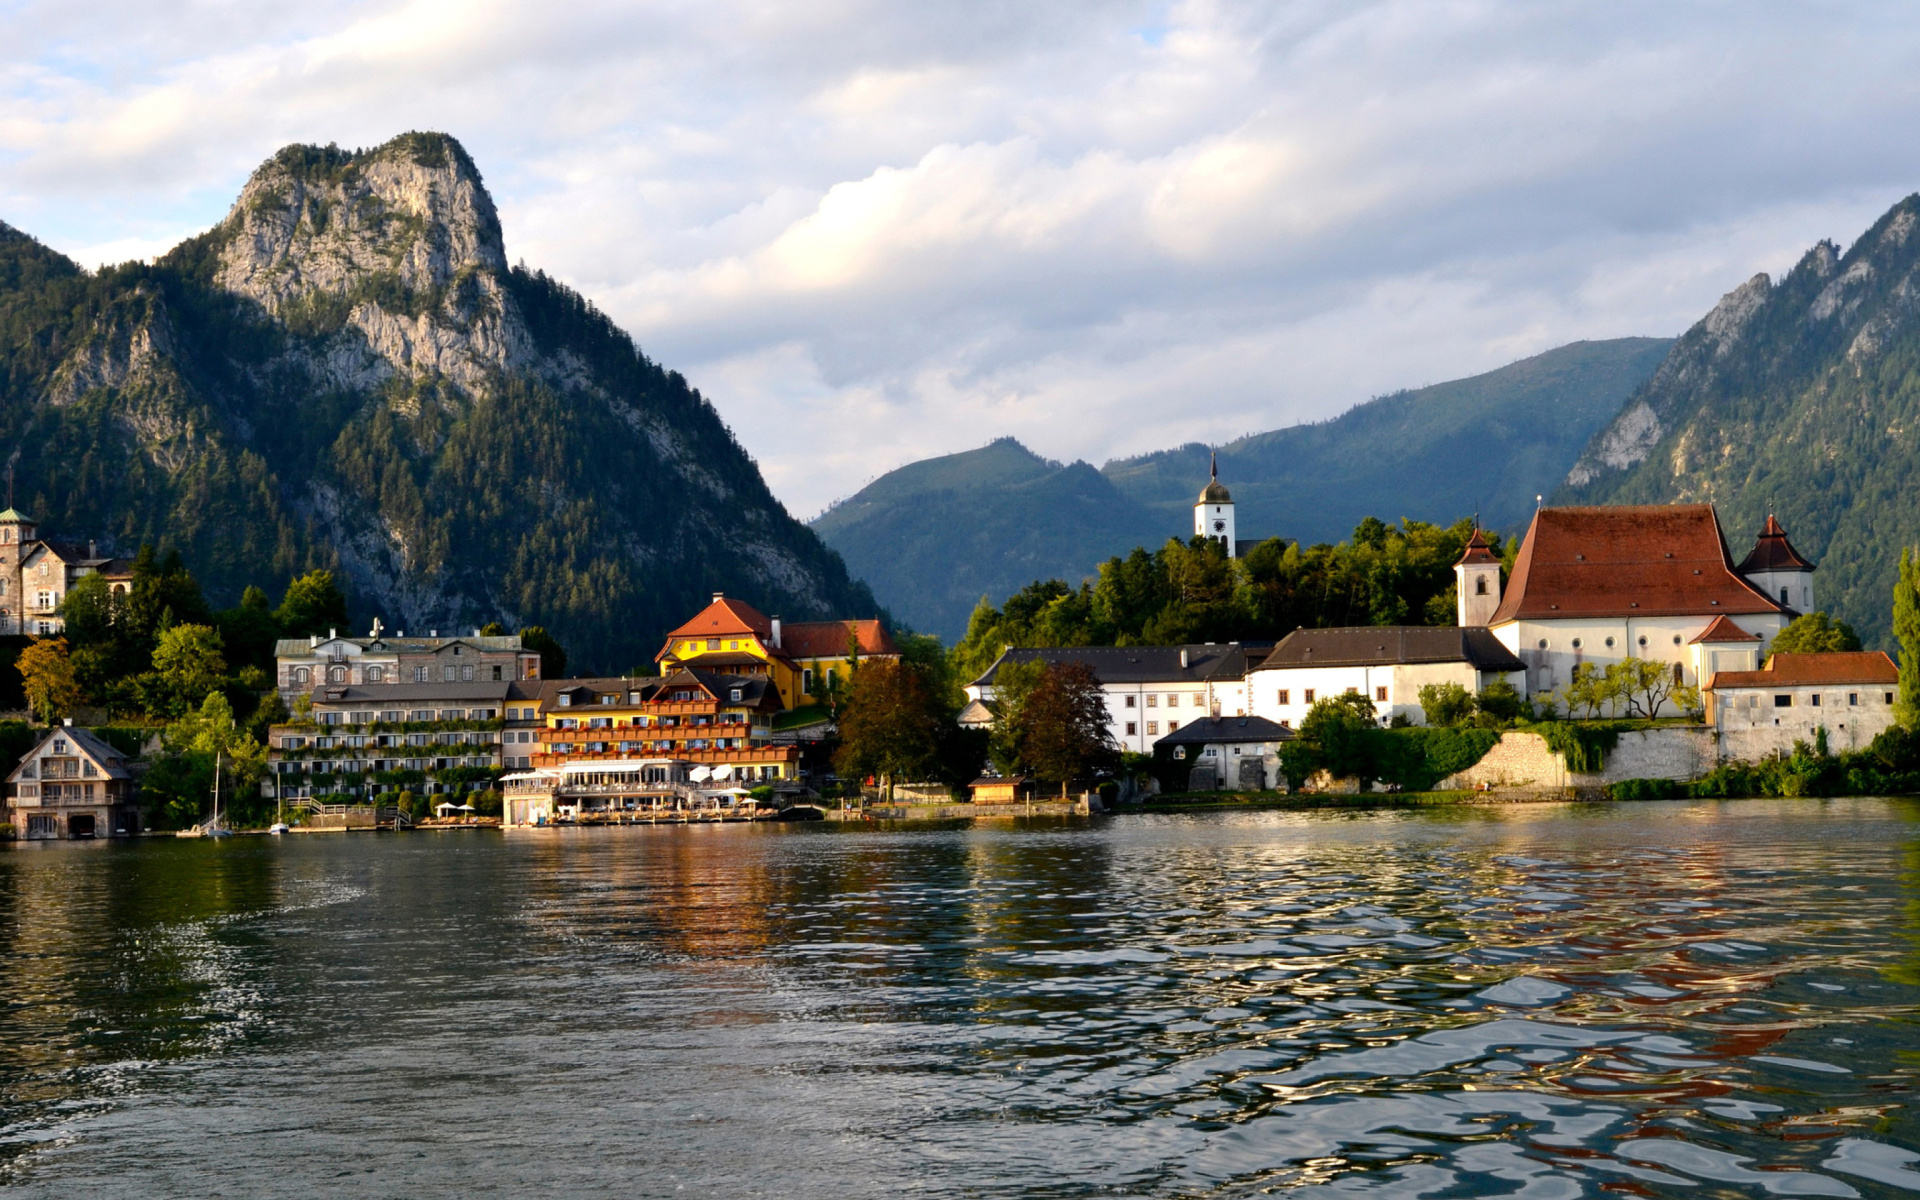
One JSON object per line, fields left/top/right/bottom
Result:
{"left": 971, "top": 644, "right": 1252, "bottom": 688}
{"left": 1153, "top": 715, "right": 1295, "bottom": 747}
{"left": 1255, "top": 627, "right": 1525, "bottom": 672}
{"left": 7, "top": 726, "right": 135, "bottom": 782}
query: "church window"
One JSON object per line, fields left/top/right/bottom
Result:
{"left": 1780, "top": 587, "right": 1789, "bottom": 604}
{"left": 1849, "top": 693, "right": 1859, "bottom": 706}
{"left": 1604, "top": 637, "right": 1615, "bottom": 648}
{"left": 802, "top": 668, "right": 814, "bottom": 692}
{"left": 1124, "top": 695, "right": 1135, "bottom": 708}
{"left": 1673, "top": 635, "right": 1682, "bottom": 646}
{"left": 1191, "top": 694, "right": 1204, "bottom": 707}
{"left": 1125, "top": 722, "right": 1136, "bottom": 736}
{"left": 1145, "top": 722, "right": 1157, "bottom": 735}
{"left": 1637, "top": 636, "right": 1648, "bottom": 648}
{"left": 1571, "top": 638, "right": 1582, "bottom": 650}
{"left": 1537, "top": 639, "right": 1547, "bottom": 650}
{"left": 1774, "top": 694, "right": 1791, "bottom": 708}
{"left": 1475, "top": 577, "right": 1488, "bottom": 595}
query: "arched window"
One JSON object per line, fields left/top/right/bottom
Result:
{"left": 293, "top": 667, "right": 310, "bottom": 684}
{"left": 1475, "top": 577, "right": 1488, "bottom": 595}
{"left": 327, "top": 665, "right": 347, "bottom": 683}
{"left": 1780, "top": 586, "right": 1789, "bottom": 604}
{"left": 365, "top": 666, "right": 384, "bottom": 683}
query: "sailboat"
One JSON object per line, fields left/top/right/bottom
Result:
{"left": 268, "top": 788, "right": 289, "bottom": 836}
{"left": 176, "top": 751, "right": 236, "bottom": 839}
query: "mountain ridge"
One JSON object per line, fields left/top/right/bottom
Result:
{"left": 0, "top": 132, "right": 879, "bottom": 670}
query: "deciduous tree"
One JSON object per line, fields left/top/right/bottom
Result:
{"left": 834, "top": 660, "right": 944, "bottom": 800}
{"left": 1896, "top": 548, "right": 1920, "bottom": 729}
{"left": 1771, "top": 611, "right": 1864, "bottom": 655}
{"left": 16, "top": 637, "right": 80, "bottom": 724}
{"left": 1016, "top": 662, "right": 1118, "bottom": 796}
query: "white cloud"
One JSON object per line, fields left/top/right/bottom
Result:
{"left": 5, "top": 1, "right": 1920, "bottom": 517}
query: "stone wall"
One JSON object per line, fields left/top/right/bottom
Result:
{"left": 1436, "top": 727, "right": 1718, "bottom": 796}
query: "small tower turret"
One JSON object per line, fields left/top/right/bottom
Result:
{"left": 1193, "top": 453, "right": 1237, "bottom": 557}
{"left": 1453, "top": 526, "right": 1502, "bottom": 626}
{"left": 1737, "top": 514, "right": 1815, "bottom": 613}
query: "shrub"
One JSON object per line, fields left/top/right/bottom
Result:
{"left": 1418, "top": 683, "right": 1474, "bottom": 727}
{"left": 1608, "top": 777, "right": 1682, "bottom": 801}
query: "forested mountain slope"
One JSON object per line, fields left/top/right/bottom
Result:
{"left": 1104, "top": 338, "right": 1674, "bottom": 542}
{"left": 811, "top": 439, "right": 1160, "bottom": 642}
{"left": 0, "top": 133, "right": 878, "bottom": 670}
{"left": 1560, "top": 194, "right": 1920, "bottom": 648}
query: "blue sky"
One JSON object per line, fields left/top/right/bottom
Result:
{"left": 5, "top": 1, "right": 1920, "bottom": 516}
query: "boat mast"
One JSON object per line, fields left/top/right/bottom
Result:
{"left": 213, "top": 750, "right": 223, "bottom": 828}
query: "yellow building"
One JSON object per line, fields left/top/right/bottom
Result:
{"left": 654, "top": 593, "right": 897, "bottom": 710}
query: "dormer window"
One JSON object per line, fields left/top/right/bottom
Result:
{"left": 731, "top": 689, "right": 743, "bottom": 702}
{"left": 558, "top": 695, "right": 571, "bottom": 707}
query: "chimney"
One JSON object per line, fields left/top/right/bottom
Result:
{"left": 1179, "top": 648, "right": 1189, "bottom": 669}
{"left": 771, "top": 617, "right": 782, "bottom": 649}
{"left": 329, "top": 627, "right": 337, "bottom": 640}
{"left": 712, "top": 591, "right": 725, "bottom": 603}
{"left": 430, "top": 629, "right": 438, "bottom": 638}
{"left": 61, "top": 717, "right": 72, "bottom": 726}
{"left": 472, "top": 628, "right": 481, "bottom": 638}
{"left": 88, "top": 540, "right": 95, "bottom": 559}
{"left": 309, "top": 634, "right": 318, "bottom": 649}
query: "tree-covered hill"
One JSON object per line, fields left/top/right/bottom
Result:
{"left": 1560, "top": 194, "right": 1920, "bottom": 649}
{"left": 0, "top": 133, "right": 879, "bottom": 671}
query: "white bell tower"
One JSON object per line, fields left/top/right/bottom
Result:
{"left": 1453, "top": 526, "right": 1502, "bottom": 626}
{"left": 1193, "top": 453, "right": 1237, "bottom": 557}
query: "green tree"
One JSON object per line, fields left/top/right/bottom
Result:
{"left": 518, "top": 626, "right": 567, "bottom": 679}
{"left": 1297, "top": 692, "right": 1384, "bottom": 785}
{"left": 1475, "top": 679, "right": 1526, "bottom": 724}
{"left": 215, "top": 585, "right": 283, "bottom": 675}
{"left": 125, "top": 547, "right": 212, "bottom": 641}
{"left": 16, "top": 637, "right": 80, "bottom": 724}
{"left": 143, "top": 624, "right": 229, "bottom": 719}
{"left": 1417, "top": 682, "right": 1474, "bottom": 727}
{"left": 1771, "top": 611, "right": 1864, "bottom": 655}
{"left": 833, "top": 660, "right": 946, "bottom": 800}
{"left": 1897, "top": 547, "right": 1920, "bottom": 730}
{"left": 274, "top": 570, "right": 350, "bottom": 638}
{"left": 985, "top": 658, "right": 1048, "bottom": 776}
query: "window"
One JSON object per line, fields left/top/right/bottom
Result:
{"left": 802, "top": 668, "right": 815, "bottom": 692}
{"left": 1345, "top": 687, "right": 1358, "bottom": 695}
{"left": 322, "top": 713, "right": 342, "bottom": 726}
{"left": 1475, "top": 577, "right": 1487, "bottom": 595}
{"left": 1204, "top": 747, "right": 1217, "bottom": 757}
{"left": 52, "top": 739, "right": 66, "bottom": 754}
{"left": 1146, "top": 694, "right": 1157, "bottom": 708}
{"left": 461, "top": 665, "right": 474, "bottom": 681}
{"left": 1572, "top": 638, "right": 1582, "bottom": 650}
{"left": 1146, "top": 721, "right": 1158, "bottom": 735}
{"left": 1780, "top": 586, "right": 1789, "bottom": 604}
{"left": 1277, "top": 689, "right": 1290, "bottom": 705}
{"left": 1279, "top": 719, "right": 1290, "bottom": 729}
{"left": 410, "top": 710, "right": 433, "bottom": 721}
{"left": 1637, "top": 636, "right": 1647, "bottom": 648}
{"left": 1605, "top": 637, "right": 1615, "bottom": 649}
{"left": 382, "top": 710, "right": 402, "bottom": 722}
{"left": 292, "top": 667, "right": 311, "bottom": 684}
{"left": 1888, "top": 692, "right": 1897, "bottom": 704}
{"left": 1125, "top": 722, "right": 1137, "bottom": 736}
{"left": 414, "top": 667, "right": 428, "bottom": 682}
{"left": 1192, "top": 694, "right": 1204, "bottom": 707}
{"left": 1304, "top": 689, "right": 1316, "bottom": 703}
{"left": 1375, "top": 686, "right": 1388, "bottom": 702}
{"left": 1811, "top": 694, "right": 1822, "bottom": 707}
{"left": 730, "top": 688, "right": 742, "bottom": 701}
{"left": 1774, "top": 695, "right": 1792, "bottom": 708}
{"left": 1124, "top": 695, "right": 1136, "bottom": 708}
{"left": 558, "top": 694, "right": 571, "bottom": 707}
{"left": 366, "top": 666, "right": 384, "bottom": 683}
{"left": 327, "top": 665, "right": 347, "bottom": 683}
{"left": 35, "top": 590, "right": 52, "bottom": 610}
{"left": 1673, "top": 635, "right": 1682, "bottom": 646}
{"left": 1746, "top": 694, "right": 1758, "bottom": 709}
{"left": 1168, "top": 720, "right": 1179, "bottom": 732}
{"left": 443, "top": 666, "right": 457, "bottom": 682}
{"left": 1849, "top": 693, "right": 1859, "bottom": 706}
{"left": 707, "top": 639, "right": 720, "bottom": 651}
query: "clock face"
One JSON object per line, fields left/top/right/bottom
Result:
{"left": 1213, "top": 521, "right": 1225, "bottom": 533}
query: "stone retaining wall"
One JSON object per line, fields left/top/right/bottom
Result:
{"left": 1436, "top": 727, "right": 1718, "bottom": 796}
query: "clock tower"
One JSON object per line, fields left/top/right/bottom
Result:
{"left": 1192, "top": 453, "right": 1237, "bottom": 557}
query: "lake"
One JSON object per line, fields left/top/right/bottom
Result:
{"left": 1, "top": 800, "right": 1917, "bottom": 1197}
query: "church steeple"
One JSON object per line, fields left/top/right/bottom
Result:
{"left": 1193, "top": 453, "right": 1236, "bottom": 556}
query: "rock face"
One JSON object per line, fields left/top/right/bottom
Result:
{"left": 1559, "top": 193, "right": 1920, "bottom": 648}
{"left": 0, "top": 133, "right": 878, "bottom": 669}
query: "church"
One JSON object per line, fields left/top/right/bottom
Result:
{"left": 1458, "top": 504, "right": 1808, "bottom": 699}
{"left": 1190, "top": 454, "right": 1270, "bottom": 558}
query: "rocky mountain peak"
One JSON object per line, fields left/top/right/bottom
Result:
{"left": 211, "top": 132, "right": 528, "bottom": 391}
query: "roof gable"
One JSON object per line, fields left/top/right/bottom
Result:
{"left": 1736, "top": 514, "right": 1814, "bottom": 573}
{"left": 1690, "top": 615, "right": 1761, "bottom": 644}
{"left": 9, "top": 727, "right": 133, "bottom": 782}
{"left": 1709, "top": 650, "right": 1898, "bottom": 688}
{"left": 1155, "top": 715, "right": 1295, "bottom": 745}
{"left": 667, "top": 595, "right": 772, "bottom": 640}
{"left": 780, "top": 619, "right": 897, "bottom": 659}
{"left": 1491, "top": 505, "right": 1781, "bottom": 623}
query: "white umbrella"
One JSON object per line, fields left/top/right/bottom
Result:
{"left": 435, "top": 802, "right": 457, "bottom": 814}
{"left": 457, "top": 804, "right": 476, "bottom": 812}
{"left": 688, "top": 766, "right": 712, "bottom": 782}
{"left": 711, "top": 763, "right": 733, "bottom": 780}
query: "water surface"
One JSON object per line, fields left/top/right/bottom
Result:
{"left": 2, "top": 799, "right": 1918, "bottom": 1197}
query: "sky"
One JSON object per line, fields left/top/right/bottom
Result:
{"left": 5, "top": 2, "right": 1920, "bottom": 518}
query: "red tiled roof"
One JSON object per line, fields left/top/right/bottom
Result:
{"left": 1489, "top": 505, "right": 1782, "bottom": 623}
{"left": 1736, "top": 514, "right": 1814, "bottom": 573}
{"left": 666, "top": 595, "right": 772, "bottom": 639}
{"left": 1454, "top": 528, "right": 1498, "bottom": 566}
{"left": 1709, "top": 651, "right": 1897, "bottom": 689}
{"left": 779, "top": 619, "right": 897, "bottom": 659}
{"left": 1690, "top": 615, "right": 1762, "bottom": 644}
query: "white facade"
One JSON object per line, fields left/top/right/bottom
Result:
{"left": 1492, "top": 613, "right": 1784, "bottom": 701}
{"left": 965, "top": 646, "right": 1252, "bottom": 755}
{"left": 1249, "top": 660, "right": 1521, "bottom": 728}
{"left": 1711, "top": 681, "right": 1897, "bottom": 759}
{"left": 1194, "top": 499, "right": 1236, "bottom": 556}
{"left": 1454, "top": 545, "right": 1501, "bottom": 626}
{"left": 1743, "top": 565, "right": 1813, "bottom": 613}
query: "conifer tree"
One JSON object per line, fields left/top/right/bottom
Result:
{"left": 1894, "top": 546, "right": 1920, "bottom": 729}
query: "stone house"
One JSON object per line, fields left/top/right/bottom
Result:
{"left": 275, "top": 629, "right": 541, "bottom": 700}
{"left": 0, "top": 508, "right": 133, "bottom": 636}
{"left": 5, "top": 724, "right": 139, "bottom": 839}
{"left": 1247, "top": 627, "right": 1526, "bottom": 728}
{"left": 1706, "top": 651, "right": 1901, "bottom": 759}
{"left": 266, "top": 681, "right": 513, "bottom": 802}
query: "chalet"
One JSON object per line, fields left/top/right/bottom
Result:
{"left": 1707, "top": 652, "right": 1900, "bottom": 759}
{"left": 965, "top": 644, "right": 1256, "bottom": 754}
{"left": 1248, "top": 627, "right": 1525, "bottom": 728}
{"left": 1470, "top": 505, "right": 1803, "bottom": 699}
{"left": 5, "top": 725, "right": 139, "bottom": 839}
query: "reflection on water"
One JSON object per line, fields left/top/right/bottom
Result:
{"left": 0, "top": 800, "right": 1917, "bottom": 1197}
